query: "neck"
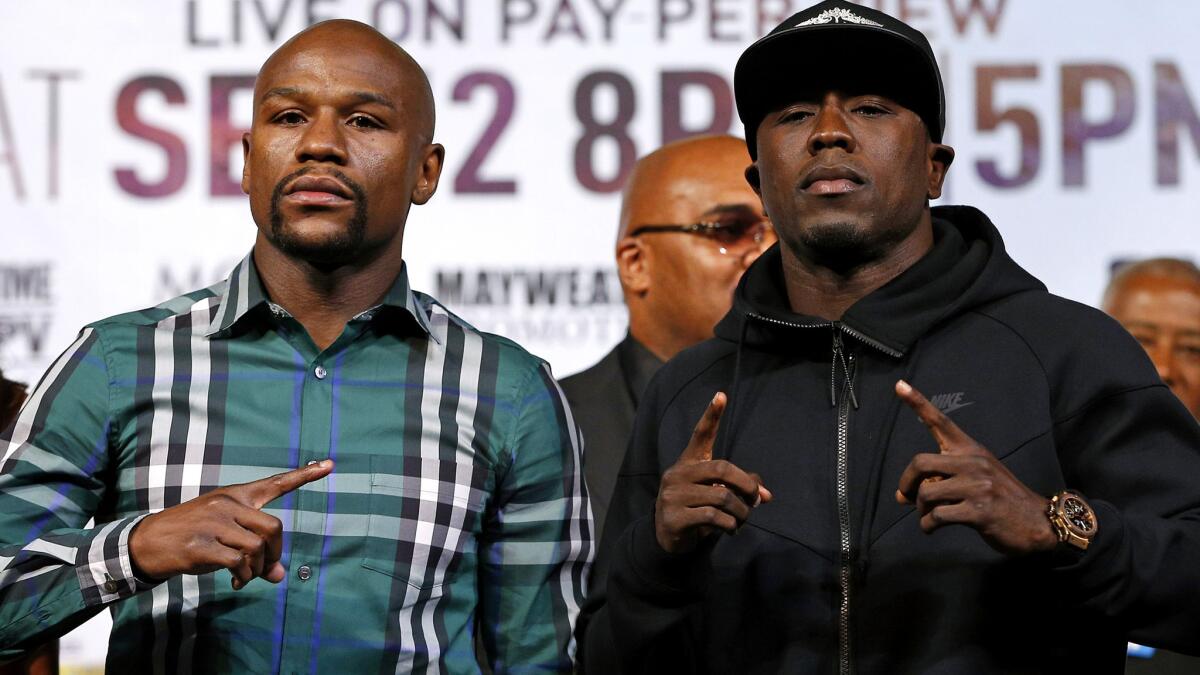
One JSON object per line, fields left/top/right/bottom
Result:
{"left": 627, "top": 310, "right": 692, "bottom": 362}
{"left": 781, "top": 218, "right": 934, "bottom": 321}
{"left": 253, "top": 235, "right": 405, "bottom": 351}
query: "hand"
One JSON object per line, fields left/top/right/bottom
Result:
{"left": 654, "top": 393, "right": 773, "bottom": 554}
{"left": 893, "top": 380, "right": 1057, "bottom": 555}
{"left": 129, "top": 460, "right": 334, "bottom": 589}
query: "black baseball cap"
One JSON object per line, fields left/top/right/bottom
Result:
{"left": 734, "top": 0, "right": 945, "bottom": 159}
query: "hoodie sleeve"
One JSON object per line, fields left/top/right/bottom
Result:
{"left": 1050, "top": 381, "right": 1200, "bottom": 653}
{"left": 1024, "top": 302, "right": 1200, "bottom": 654}
{"left": 576, "top": 372, "right": 709, "bottom": 673}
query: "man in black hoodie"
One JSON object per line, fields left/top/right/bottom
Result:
{"left": 577, "top": 1, "right": 1200, "bottom": 673}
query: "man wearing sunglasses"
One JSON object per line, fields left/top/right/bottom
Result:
{"left": 578, "top": 1, "right": 1200, "bottom": 672}
{"left": 561, "top": 135, "right": 774, "bottom": 541}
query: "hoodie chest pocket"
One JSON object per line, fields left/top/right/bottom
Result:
{"left": 360, "top": 454, "right": 488, "bottom": 591}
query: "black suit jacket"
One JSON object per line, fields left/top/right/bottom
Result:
{"left": 560, "top": 335, "right": 660, "bottom": 540}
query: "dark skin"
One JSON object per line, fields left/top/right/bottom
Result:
{"left": 131, "top": 21, "right": 443, "bottom": 586}
{"left": 616, "top": 135, "right": 775, "bottom": 362}
{"left": 655, "top": 393, "right": 773, "bottom": 553}
{"left": 242, "top": 20, "right": 443, "bottom": 350}
{"left": 656, "top": 89, "right": 1060, "bottom": 557}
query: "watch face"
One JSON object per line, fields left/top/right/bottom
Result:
{"left": 1061, "top": 495, "right": 1096, "bottom": 535}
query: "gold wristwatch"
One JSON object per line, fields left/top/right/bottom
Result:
{"left": 1046, "top": 490, "right": 1097, "bottom": 551}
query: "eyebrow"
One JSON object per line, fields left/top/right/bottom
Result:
{"left": 259, "top": 87, "right": 397, "bottom": 111}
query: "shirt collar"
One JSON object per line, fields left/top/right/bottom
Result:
{"left": 205, "top": 251, "right": 436, "bottom": 340}
{"left": 617, "top": 333, "right": 665, "bottom": 408}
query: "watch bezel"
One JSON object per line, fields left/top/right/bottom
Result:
{"left": 1048, "top": 490, "right": 1097, "bottom": 550}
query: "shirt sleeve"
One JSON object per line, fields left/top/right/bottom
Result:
{"left": 478, "top": 361, "right": 593, "bottom": 673}
{"left": 0, "top": 327, "right": 151, "bottom": 659}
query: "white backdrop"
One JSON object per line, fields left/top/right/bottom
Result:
{"left": 2, "top": 0, "right": 1199, "bottom": 667}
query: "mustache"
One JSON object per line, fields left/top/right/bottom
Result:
{"left": 270, "top": 166, "right": 367, "bottom": 206}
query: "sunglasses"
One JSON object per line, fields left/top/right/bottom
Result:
{"left": 629, "top": 214, "right": 772, "bottom": 255}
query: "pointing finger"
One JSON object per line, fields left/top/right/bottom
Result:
{"left": 894, "top": 380, "right": 967, "bottom": 452}
{"left": 236, "top": 459, "right": 334, "bottom": 509}
{"left": 681, "top": 393, "right": 726, "bottom": 464}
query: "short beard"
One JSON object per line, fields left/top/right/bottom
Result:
{"left": 269, "top": 167, "right": 369, "bottom": 267}
{"left": 796, "top": 220, "right": 918, "bottom": 275}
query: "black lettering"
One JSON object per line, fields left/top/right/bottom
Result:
{"left": 187, "top": 0, "right": 221, "bottom": 46}
{"left": 425, "top": 0, "right": 465, "bottom": 41}
{"left": 435, "top": 269, "right": 465, "bottom": 305}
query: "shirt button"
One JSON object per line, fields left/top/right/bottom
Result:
{"left": 103, "top": 579, "right": 119, "bottom": 593}
{"left": 297, "top": 565, "right": 312, "bottom": 581}
{"left": 314, "top": 365, "right": 327, "bottom": 380}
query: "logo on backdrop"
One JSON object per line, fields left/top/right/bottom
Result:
{"left": 0, "top": 263, "right": 54, "bottom": 378}
{"left": 433, "top": 266, "right": 627, "bottom": 350}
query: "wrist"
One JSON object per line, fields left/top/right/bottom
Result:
{"left": 127, "top": 517, "right": 166, "bottom": 583}
{"left": 1044, "top": 490, "right": 1098, "bottom": 552}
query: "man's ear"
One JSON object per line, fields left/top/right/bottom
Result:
{"left": 745, "top": 163, "right": 762, "bottom": 195}
{"left": 926, "top": 143, "right": 955, "bottom": 200}
{"left": 411, "top": 143, "right": 445, "bottom": 205}
{"left": 241, "top": 133, "right": 252, "bottom": 195}
{"left": 616, "top": 236, "right": 651, "bottom": 295}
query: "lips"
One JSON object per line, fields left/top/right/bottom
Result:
{"left": 800, "top": 165, "right": 866, "bottom": 195}
{"left": 283, "top": 174, "right": 354, "bottom": 205}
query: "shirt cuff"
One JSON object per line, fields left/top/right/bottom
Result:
{"left": 75, "top": 513, "right": 157, "bottom": 606}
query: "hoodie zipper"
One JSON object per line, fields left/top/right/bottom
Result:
{"left": 832, "top": 332, "right": 855, "bottom": 675}
{"left": 748, "top": 312, "right": 865, "bottom": 674}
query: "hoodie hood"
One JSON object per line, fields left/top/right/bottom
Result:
{"left": 716, "top": 205, "right": 1045, "bottom": 356}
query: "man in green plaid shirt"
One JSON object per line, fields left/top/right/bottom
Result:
{"left": 0, "top": 20, "right": 591, "bottom": 673}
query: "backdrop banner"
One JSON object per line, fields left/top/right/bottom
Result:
{"left": 1, "top": 0, "right": 1198, "bottom": 666}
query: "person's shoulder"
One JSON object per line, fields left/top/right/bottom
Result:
{"left": 559, "top": 346, "right": 621, "bottom": 394}
{"left": 84, "top": 282, "right": 226, "bottom": 336}
{"left": 976, "top": 289, "right": 1138, "bottom": 353}
{"left": 414, "top": 290, "right": 551, "bottom": 378}
{"left": 642, "top": 337, "right": 738, "bottom": 410}
{"left": 973, "top": 288, "right": 1160, "bottom": 392}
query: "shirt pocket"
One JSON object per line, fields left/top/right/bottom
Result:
{"left": 360, "top": 454, "right": 488, "bottom": 591}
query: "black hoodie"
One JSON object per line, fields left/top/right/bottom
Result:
{"left": 577, "top": 206, "right": 1200, "bottom": 674}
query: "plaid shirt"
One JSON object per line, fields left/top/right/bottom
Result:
{"left": 0, "top": 254, "right": 592, "bottom": 673}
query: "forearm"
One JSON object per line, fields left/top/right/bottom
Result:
{"left": 0, "top": 514, "right": 152, "bottom": 654}
{"left": 1052, "top": 501, "right": 1200, "bottom": 653}
{"left": 597, "top": 516, "right": 706, "bottom": 672}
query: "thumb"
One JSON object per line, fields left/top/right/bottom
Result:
{"left": 681, "top": 392, "right": 726, "bottom": 463}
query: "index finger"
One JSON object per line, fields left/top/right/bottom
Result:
{"left": 681, "top": 392, "right": 726, "bottom": 464}
{"left": 894, "top": 380, "right": 966, "bottom": 452}
{"left": 237, "top": 459, "right": 334, "bottom": 509}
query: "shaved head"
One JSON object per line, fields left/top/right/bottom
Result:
{"left": 616, "top": 134, "right": 773, "bottom": 360}
{"left": 242, "top": 18, "right": 445, "bottom": 274}
{"left": 619, "top": 135, "right": 755, "bottom": 241}
{"left": 255, "top": 20, "right": 435, "bottom": 142}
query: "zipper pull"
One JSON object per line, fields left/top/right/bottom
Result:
{"left": 829, "top": 325, "right": 843, "bottom": 407}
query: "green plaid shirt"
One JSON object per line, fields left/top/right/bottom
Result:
{"left": 0, "top": 253, "right": 592, "bottom": 673}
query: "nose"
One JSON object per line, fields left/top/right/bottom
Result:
{"left": 807, "top": 102, "right": 856, "bottom": 155}
{"left": 296, "top": 112, "right": 348, "bottom": 165}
